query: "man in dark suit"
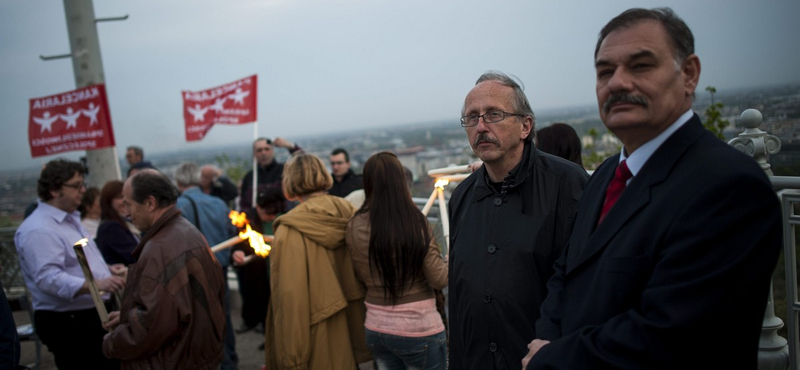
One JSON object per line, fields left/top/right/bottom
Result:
{"left": 522, "top": 7, "right": 782, "bottom": 369}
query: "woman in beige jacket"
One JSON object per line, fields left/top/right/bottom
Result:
{"left": 264, "top": 153, "right": 371, "bottom": 370}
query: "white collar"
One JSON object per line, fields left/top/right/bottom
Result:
{"left": 619, "top": 109, "right": 694, "bottom": 179}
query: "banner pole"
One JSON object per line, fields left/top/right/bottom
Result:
{"left": 251, "top": 120, "right": 258, "bottom": 209}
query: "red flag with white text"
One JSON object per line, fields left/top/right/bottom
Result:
{"left": 28, "top": 84, "right": 116, "bottom": 158}
{"left": 182, "top": 75, "right": 257, "bottom": 142}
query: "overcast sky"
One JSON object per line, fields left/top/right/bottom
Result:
{"left": 2, "top": 0, "right": 798, "bottom": 172}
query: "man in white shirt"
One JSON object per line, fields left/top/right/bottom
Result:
{"left": 15, "top": 159, "right": 125, "bottom": 369}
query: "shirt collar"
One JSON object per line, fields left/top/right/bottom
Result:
{"left": 37, "top": 200, "right": 79, "bottom": 224}
{"left": 620, "top": 109, "right": 693, "bottom": 177}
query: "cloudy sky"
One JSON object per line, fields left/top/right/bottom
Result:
{"left": 2, "top": 0, "right": 798, "bottom": 172}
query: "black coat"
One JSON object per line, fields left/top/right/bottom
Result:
{"left": 329, "top": 169, "right": 363, "bottom": 198}
{"left": 448, "top": 141, "right": 588, "bottom": 369}
{"left": 239, "top": 161, "right": 284, "bottom": 211}
{"left": 96, "top": 220, "right": 139, "bottom": 265}
{"left": 530, "top": 115, "right": 782, "bottom": 369}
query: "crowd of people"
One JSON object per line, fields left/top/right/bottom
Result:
{"left": 2, "top": 7, "right": 783, "bottom": 370}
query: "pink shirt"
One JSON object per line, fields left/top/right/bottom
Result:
{"left": 364, "top": 298, "right": 444, "bottom": 337}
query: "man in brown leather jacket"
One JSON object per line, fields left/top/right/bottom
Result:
{"left": 102, "top": 170, "right": 226, "bottom": 370}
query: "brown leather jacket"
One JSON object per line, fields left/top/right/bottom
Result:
{"left": 102, "top": 207, "right": 226, "bottom": 370}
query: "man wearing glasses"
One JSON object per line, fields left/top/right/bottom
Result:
{"left": 239, "top": 137, "right": 302, "bottom": 212}
{"left": 15, "top": 158, "right": 126, "bottom": 369}
{"left": 328, "top": 148, "right": 363, "bottom": 198}
{"left": 447, "top": 71, "right": 588, "bottom": 369}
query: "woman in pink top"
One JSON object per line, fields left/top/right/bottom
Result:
{"left": 346, "top": 152, "right": 448, "bottom": 370}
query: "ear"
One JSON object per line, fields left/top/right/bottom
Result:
{"left": 681, "top": 54, "right": 701, "bottom": 97}
{"left": 146, "top": 196, "right": 158, "bottom": 212}
{"left": 520, "top": 115, "right": 533, "bottom": 141}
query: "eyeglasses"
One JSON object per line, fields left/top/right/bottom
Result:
{"left": 62, "top": 181, "right": 86, "bottom": 190}
{"left": 461, "top": 110, "right": 524, "bottom": 127}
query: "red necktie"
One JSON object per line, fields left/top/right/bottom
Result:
{"left": 598, "top": 160, "right": 632, "bottom": 225}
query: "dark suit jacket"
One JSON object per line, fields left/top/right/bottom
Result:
{"left": 530, "top": 115, "right": 782, "bottom": 369}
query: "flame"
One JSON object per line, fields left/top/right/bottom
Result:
{"left": 74, "top": 238, "right": 89, "bottom": 247}
{"left": 229, "top": 210, "right": 271, "bottom": 257}
{"left": 240, "top": 223, "right": 271, "bottom": 257}
{"left": 229, "top": 210, "right": 248, "bottom": 228}
{"left": 434, "top": 179, "right": 449, "bottom": 189}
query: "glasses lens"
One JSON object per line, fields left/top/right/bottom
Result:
{"left": 461, "top": 115, "right": 478, "bottom": 127}
{"left": 484, "top": 111, "right": 504, "bottom": 123}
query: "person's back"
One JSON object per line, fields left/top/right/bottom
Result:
{"left": 174, "top": 162, "right": 238, "bottom": 370}
{"left": 264, "top": 153, "right": 370, "bottom": 370}
{"left": 346, "top": 152, "right": 448, "bottom": 370}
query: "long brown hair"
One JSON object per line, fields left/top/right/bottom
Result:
{"left": 359, "top": 152, "right": 430, "bottom": 304}
{"left": 99, "top": 180, "right": 130, "bottom": 230}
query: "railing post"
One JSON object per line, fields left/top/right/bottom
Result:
{"left": 729, "top": 109, "right": 790, "bottom": 369}
{"left": 728, "top": 109, "right": 782, "bottom": 176}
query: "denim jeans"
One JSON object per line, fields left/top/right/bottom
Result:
{"left": 365, "top": 328, "right": 447, "bottom": 370}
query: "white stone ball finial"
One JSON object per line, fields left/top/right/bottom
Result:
{"left": 740, "top": 109, "right": 763, "bottom": 129}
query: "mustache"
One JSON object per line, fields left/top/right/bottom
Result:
{"left": 603, "top": 93, "right": 648, "bottom": 114}
{"left": 474, "top": 133, "right": 499, "bottom": 147}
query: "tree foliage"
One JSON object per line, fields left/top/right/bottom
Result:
{"left": 703, "top": 86, "right": 730, "bottom": 140}
{"left": 215, "top": 153, "right": 250, "bottom": 184}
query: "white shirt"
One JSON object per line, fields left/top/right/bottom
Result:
{"left": 619, "top": 109, "right": 694, "bottom": 184}
{"left": 15, "top": 202, "right": 112, "bottom": 311}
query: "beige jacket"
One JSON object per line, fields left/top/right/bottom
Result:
{"left": 264, "top": 195, "right": 371, "bottom": 370}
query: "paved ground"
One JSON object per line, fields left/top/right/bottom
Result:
{"left": 15, "top": 274, "right": 375, "bottom": 370}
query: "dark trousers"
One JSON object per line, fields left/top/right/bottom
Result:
{"left": 34, "top": 307, "right": 119, "bottom": 370}
{"left": 235, "top": 258, "right": 269, "bottom": 327}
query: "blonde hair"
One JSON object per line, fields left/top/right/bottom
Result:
{"left": 282, "top": 153, "right": 333, "bottom": 200}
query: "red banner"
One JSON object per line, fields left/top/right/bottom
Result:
{"left": 28, "top": 84, "right": 116, "bottom": 158}
{"left": 182, "top": 75, "right": 257, "bottom": 142}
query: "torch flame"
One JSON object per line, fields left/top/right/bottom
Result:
{"left": 229, "top": 210, "right": 248, "bottom": 228}
{"left": 240, "top": 223, "right": 271, "bottom": 257}
{"left": 434, "top": 179, "right": 449, "bottom": 189}
{"left": 229, "top": 210, "right": 271, "bottom": 257}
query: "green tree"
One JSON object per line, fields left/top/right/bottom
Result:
{"left": 215, "top": 153, "right": 250, "bottom": 184}
{"left": 703, "top": 86, "right": 730, "bottom": 140}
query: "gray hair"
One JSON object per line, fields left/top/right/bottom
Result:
{"left": 175, "top": 162, "right": 201, "bottom": 187}
{"left": 127, "top": 145, "right": 143, "bottom": 157}
{"left": 466, "top": 70, "right": 536, "bottom": 141}
{"left": 596, "top": 7, "right": 694, "bottom": 64}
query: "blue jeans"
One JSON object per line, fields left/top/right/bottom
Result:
{"left": 365, "top": 328, "right": 447, "bottom": 370}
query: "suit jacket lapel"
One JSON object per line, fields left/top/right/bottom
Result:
{"left": 566, "top": 114, "right": 706, "bottom": 275}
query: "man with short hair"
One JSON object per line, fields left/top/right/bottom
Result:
{"left": 175, "top": 162, "right": 239, "bottom": 370}
{"left": 125, "top": 146, "right": 143, "bottom": 166}
{"left": 447, "top": 71, "right": 588, "bottom": 369}
{"left": 200, "top": 164, "right": 238, "bottom": 207}
{"left": 328, "top": 148, "right": 363, "bottom": 197}
{"left": 15, "top": 158, "right": 124, "bottom": 369}
{"left": 103, "top": 170, "right": 226, "bottom": 370}
{"left": 239, "top": 137, "right": 302, "bottom": 211}
{"left": 523, "top": 8, "right": 782, "bottom": 369}
{"left": 126, "top": 145, "right": 157, "bottom": 177}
